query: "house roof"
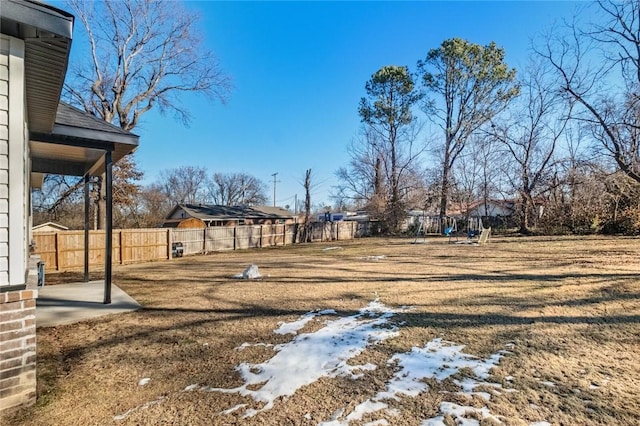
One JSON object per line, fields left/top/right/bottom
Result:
{"left": 30, "top": 102, "right": 139, "bottom": 176}
{"left": 466, "top": 199, "right": 516, "bottom": 212}
{"left": 169, "top": 204, "right": 295, "bottom": 222}
{"left": 1, "top": 0, "right": 74, "bottom": 134}
{"left": 32, "top": 221, "right": 69, "bottom": 231}
{"left": 2, "top": 1, "right": 139, "bottom": 178}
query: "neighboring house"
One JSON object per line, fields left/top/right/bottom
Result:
{"left": 164, "top": 204, "right": 298, "bottom": 227}
{"left": 32, "top": 222, "right": 69, "bottom": 233}
{"left": 1, "top": 0, "right": 138, "bottom": 413}
{"left": 164, "top": 217, "right": 206, "bottom": 229}
{"left": 465, "top": 199, "right": 516, "bottom": 218}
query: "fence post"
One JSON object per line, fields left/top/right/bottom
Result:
{"left": 203, "top": 228, "right": 207, "bottom": 254}
{"left": 167, "top": 228, "right": 172, "bottom": 259}
{"left": 260, "top": 225, "right": 264, "bottom": 248}
{"left": 233, "top": 226, "right": 237, "bottom": 251}
{"left": 54, "top": 232, "right": 60, "bottom": 271}
{"left": 119, "top": 230, "right": 124, "bottom": 264}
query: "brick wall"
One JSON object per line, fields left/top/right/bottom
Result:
{"left": 0, "top": 288, "right": 37, "bottom": 412}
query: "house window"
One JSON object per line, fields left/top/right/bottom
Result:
{"left": 238, "top": 219, "right": 245, "bottom": 226}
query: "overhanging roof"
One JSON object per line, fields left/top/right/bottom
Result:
{"left": 169, "top": 204, "right": 295, "bottom": 222}
{"left": 30, "top": 102, "right": 139, "bottom": 176}
{"left": 1, "top": 0, "right": 74, "bottom": 133}
{"left": 1, "top": 2, "right": 138, "bottom": 177}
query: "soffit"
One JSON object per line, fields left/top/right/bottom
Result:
{"left": 30, "top": 103, "right": 139, "bottom": 177}
{"left": 1, "top": 0, "right": 74, "bottom": 133}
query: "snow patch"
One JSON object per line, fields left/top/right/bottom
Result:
{"left": 360, "top": 255, "right": 386, "bottom": 261}
{"left": 421, "top": 402, "right": 502, "bottom": 425}
{"left": 186, "top": 300, "right": 518, "bottom": 424}
{"left": 233, "top": 264, "right": 262, "bottom": 279}
{"left": 221, "top": 404, "right": 247, "bottom": 415}
{"left": 274, "top": 309, "right": 336, "bottom": 335}
{"left": 236, "top": 342, "right": 273, "bottom": 350}
{"left": 113, "top": 396, "right": 165, "bottom": 421}
{"left": 321, "top": 339, "right": 510, "bottom": 425}
{"left": 206, "top": 300, "right": 403, "bottom": 417}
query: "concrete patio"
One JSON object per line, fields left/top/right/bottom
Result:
{"left": 36, "top": 280, "right": 141, "bottom": 328}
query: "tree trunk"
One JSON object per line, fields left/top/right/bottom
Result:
{"left": 93, "top": 175, "right": 107, "bottom": 230}
{"left": 519, "top": 193, "right": 531, "bottom": 234}
{"left": 303, "top": 169, "right": 312, "bottom": 243}
{"left": 439, "top": 144, "right": 451, "bottom": 220}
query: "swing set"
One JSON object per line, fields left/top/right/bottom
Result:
{"left": 413, "top": 214, "right": 491, "bottom": 244}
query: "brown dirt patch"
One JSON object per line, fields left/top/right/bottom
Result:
{"left": 4, "top": 236, "right": 640, "bottom": 425}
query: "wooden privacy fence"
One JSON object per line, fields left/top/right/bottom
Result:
{"left": 33, "top": 221, "right": 364, "bottom": 272}
{"left": 32, "top": 229, "right": 171, "bottom": 271}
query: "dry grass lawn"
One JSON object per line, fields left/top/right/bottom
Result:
{"left": 4, "top": 235, "right": 640, "bottom": 425}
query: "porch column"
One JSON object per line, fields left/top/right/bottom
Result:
{"left": 83, "top": 174, "right": 90, "bottom": 282}
{"left": 104, "top": 151, "right": 113, "bottom": 304}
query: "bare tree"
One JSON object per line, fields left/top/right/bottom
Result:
{"left": 160, "top": 166, "right": 208, "bottom": 205}
{"left": 209, "top": 173, "right": 268, "bottom": 206}
{"left": 62, "top": 0, "right": 232, "bottom": 228}
{"left": 473, "top": 136, "right": 506, "bottom": 221}
{"left": 539, "top": 0, "right": 640, "bottom": 183}
{"left": 136, "top": 183, "right": 174, "bottom": 227}
{"left": 299, "top": 169, "right": 313, "bottom": 242}
{"left": 450, "top": 141, "right": 484, "bottom": 219}
{"left": 489, "top": 61, "right": 570, "bottom": 233}
{"left": 33, "top": 175, "right": 87, "bottom": 228}
{"left": 65, "top": 0, "right": 231, "bottom": 130}
{"left": 335, "top": 124, "right": 427, "bottom": 224}
{"left": 335, "top": 128, "right": 386, "bottom": 210}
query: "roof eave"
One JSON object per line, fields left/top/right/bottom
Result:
{"left": 1, "top": 0, "right": 75, "bottom": 134}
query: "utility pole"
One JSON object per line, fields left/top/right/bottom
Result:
{"left": 271, "top": 172, "right": 279, "bottom": 207}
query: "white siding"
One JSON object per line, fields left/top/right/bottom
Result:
{"left": 170, "top": 207, "right": 187, "bottom": 219}
{"left": 0, "top": 36, "right": 9, "bottom": 285}
{"left": 0, "top": 35, "right": 27, "bottom": 286}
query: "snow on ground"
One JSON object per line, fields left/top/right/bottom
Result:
{"left": 192, "top": 300, "right": 404, "bottom": 417}
{"left": 113, "top": 396, "right": 165, "bottom": 421}
{"left": 320, "top": 339, "right": 511, "bottom": 425}
{"left": 233, "top": 264, "right": 262, "bottom": 279}
{"left": 274, "top": 309, "right": 337, "bottom": 335}
{"left": 422, "top": 402, "right": 503, "bottom": 426}
{"left": 179, "top": 300, "right": 550, "bottom": 425}
{"left": 359, "top": 255, "right": 386, "bottom": 261}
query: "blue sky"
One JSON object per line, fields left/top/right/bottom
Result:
{"left": 68, "top": 1, "right": 586, "bottom": 209}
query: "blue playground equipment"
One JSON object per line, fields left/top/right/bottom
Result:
{"left": 444, "top": 218, "right": 457, "bottom": 242}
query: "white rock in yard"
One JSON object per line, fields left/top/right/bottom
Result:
{"left": 234, "top": 264, "right": 262, "bottom": 279}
